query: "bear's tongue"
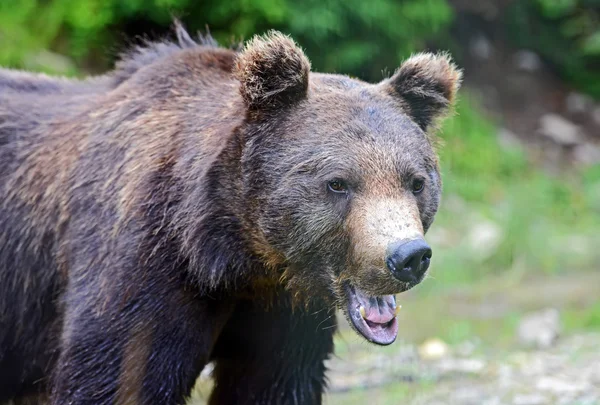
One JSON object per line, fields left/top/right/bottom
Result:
{"left": 346, "top": 285, "right": 399, "bottom": 345}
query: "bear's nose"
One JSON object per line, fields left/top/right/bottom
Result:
{"left": 386, "top": 239, "right": 432, "bottom": 283}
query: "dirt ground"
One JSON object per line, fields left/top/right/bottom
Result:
{"left": 326, "top": 328, "right": 600, "bottom": 405}
{"left": 189, "top": 272, "right": 600, "bottom": 405}
{"left": 323, "top": 272, "right": 600, "bottom": 405}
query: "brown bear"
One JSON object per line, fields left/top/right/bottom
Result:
{"left": 0, "top": 24, "right": 461, "bottom": 405}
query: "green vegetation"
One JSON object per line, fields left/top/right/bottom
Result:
{"left": 434, "top": 97, "right": 600, "bottom": 285}
{"left": 507, "top": 0, "right": 600, "bottom": 98}
{"left": 0, "top": 0, "right": 452, "bottom": 79}
{"left": 3, "top": 0, "right": 597, "bottom": 95}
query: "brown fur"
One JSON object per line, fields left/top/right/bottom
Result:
{"left": 0, "top": 25, "right": 460, "bottom": 405}
{"left": 234, "top": 31, "right": 310, "bottom": 111}
{"left": 115, "top": 324, "right": 152, "bottom": 405}
{"left": 382, "top": 52, "right": 463, "bottom": 132}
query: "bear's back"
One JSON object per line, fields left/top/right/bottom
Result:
{"left": 0, "top": 38, "right": 241, "bottom": 201}
{"left": 0, "top": 36, "right": 243, "bottom": 270}
{"left": 0, "top": 38, "right": 247, "bottom": 399}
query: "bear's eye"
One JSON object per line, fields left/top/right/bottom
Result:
{"left": 412, "top": 178, "right": 425, "bottom": 194}
{"left": 328, "top": 179, "right": 348, "bottom": 194}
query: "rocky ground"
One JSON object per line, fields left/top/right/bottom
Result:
{"left": 325, "top": 330, "right": 600, "bottom": 405}
{"left": 189, "top": 273, "right": 600, "bottom": 405}
{"left": 322, "top": 272, "right": 600, "bottom": 405}
{"left": 450, "top": 0, "right": 600, "bottom": 171}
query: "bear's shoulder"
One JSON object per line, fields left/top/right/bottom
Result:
{"left": 114, "top": 45, "right": 236, "bottom": 86}
{"left": 0, "top": 32, "right": 237, "bottom": 101}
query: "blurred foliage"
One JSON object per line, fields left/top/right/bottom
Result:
{"left": 0, "top": 0, "right": 453, "bottom": 80}
{"left": 1, "top": 0, "right": 598, "bottom": 96}
{"left": 506, "top": 0, "right": 600, "bottom": 98}
{"left": 436, "top": 97, "right": 600, "bottom": 282}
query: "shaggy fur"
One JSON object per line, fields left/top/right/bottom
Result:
{"left": 384, "top": 52, "right": 462, "bottom": 131}
{"left": 234, "top": 31, "right": 310, "bottom": 111}
{"left": 0, "top": 25, "right": 460, "bottom": 405}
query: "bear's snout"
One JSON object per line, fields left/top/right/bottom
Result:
{"left": 385, "top": 238, "right": 432, "bottom": 283}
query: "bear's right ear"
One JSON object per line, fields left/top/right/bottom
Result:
{"left": 234, "top": 31, "right": 310, "bottom": 112}
{"left": 382, "top": 52, "right": 462, "bottom": 132}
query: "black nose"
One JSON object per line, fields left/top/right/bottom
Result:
{"left": 386, "top": 239, "right": 432, "bottom": 283}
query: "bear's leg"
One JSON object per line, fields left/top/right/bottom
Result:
{"left": 51, "top": 284, "right": 234, "bottom": 405}
{"left": 208, "top": 295, "right": 336, "bottom": 405}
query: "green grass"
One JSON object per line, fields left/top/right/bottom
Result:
{"left": 563, "top": 301, "right": 600, "bottom": 332}
{"left": 325, "top": 381, "right": 437, "bottom": 405}
{"left": 430, "top": 95, "right": 600, "bottom": 286}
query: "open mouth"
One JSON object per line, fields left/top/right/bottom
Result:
{"left": 344, "top": 284, "right": 400, "bottom": 345}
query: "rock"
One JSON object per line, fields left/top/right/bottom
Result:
{"left": 482, "top": 397, "right": 501, "bottom": 405}
{"left": 452, "top": 386, "right": 486, "bottom": 403}
{"left": 565, "top": 92, "right": 594, "bottom": 114}
{"left": 536, "top": 376, "right": 590, "bottom": 393}
{"left": 514, "top": 50, "right": 542, "bottom": 72}
{"left": 418, "top": 338, "right": 449, "bottom": 360}
{"left": 574, "top": 143, "right": 600, "bottom": 165}
{"left": 512, "top": 393, "right": 548, "bottom": 405}
{"left": 497, "top": 364, "right": 514, "bottom": 389}
{"left": 470, "top": 34, "right": 493, "bottom": 60}
{"left": 437, "top": 358, "right": 486, "bottom": 374}
{"left": 538, "top": 114, "right": 582, "bottom": 146}
{"left": 517, "top": 308, "right": 561, "bottom": 349}
{"left": 592, "top": 107, "right": 600, "bottom": 126}
{"left": 466, "top": 220, "right": 503, "bottom": 261}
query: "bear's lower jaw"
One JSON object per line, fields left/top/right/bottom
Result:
{"left": 344, "top": 284, "right": 399, "bottom": 345}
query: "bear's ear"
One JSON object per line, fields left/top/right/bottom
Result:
{"left": 383, "top": 52, "right": 462, "bottom": 131}
{"left": 234, "top": 31, "right": 310, "bottom": 112}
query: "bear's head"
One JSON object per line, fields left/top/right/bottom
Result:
{"left": 234, "top": 32, "right": 461, "bottom": 345}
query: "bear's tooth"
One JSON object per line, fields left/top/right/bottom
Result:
{"left": 394, "top": 305, "right": 402, "bottom": 316}
{"left": 359, "top": 305, "right": 366, "bottom": 319}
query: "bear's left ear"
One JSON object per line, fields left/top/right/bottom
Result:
{"left": 382, "top": 52, "right": 462, "bottom": 131}
{"left": 234, "top": 31, "right": 310, "bottom": 112}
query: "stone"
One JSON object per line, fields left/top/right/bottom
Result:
{"left": 418, "top": 338, "right": 449, "bottom": 360}
{"left": 536, "top": 376, "right": 589, "bottom": 393}
{"left": 513, "top": 50, "right": 542, "bottom": 72}
{"left": 565, "top": 92, "right": 593, "bottom": 114}
{"left": 538, "top": 114, "right": 582, "bottom": 146}
{"left": 592, "top": 106, "right": 600, "bottom": 126}
{"left": 517, "top": 308, "right": 561, "bottom": 349}
{"left": 470, "top": 34, "right": 493, "bottom": 60}
{"left": 437, "top": 358, "right": 486, "bottom": 374}
{"left": 574, "top": 143, "right": 600, "bottom": 165}
{"left": 512, "top": 393, "right": 548, "bottom": 405}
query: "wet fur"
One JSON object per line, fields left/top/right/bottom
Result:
{"left": 0, "top": 24, "right": 459, "bottom": 405}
